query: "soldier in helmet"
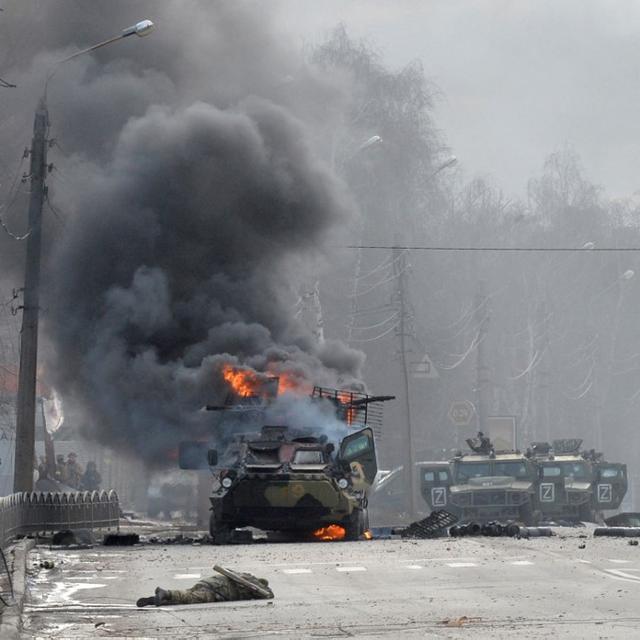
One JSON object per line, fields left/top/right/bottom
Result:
{"left": 136, "top": 568, "right": 273, "bottom": 607}
{"left": 66, "top": 452, "right": 83, "bottom": 488}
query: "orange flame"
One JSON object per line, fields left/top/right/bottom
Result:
{"left": 222, "top": 364, "right": 312, "bottom": 398}
{"left": 312, "top": 524, "right": 346, "bottom": 541}
{"left": 363, "top": 529, "right": 373, "bottom": 540}
{"left": 337, "top": 391, "right": 357, "bottom": 425}
{"left": 222, "top": 365, "right": 267, "bottom": 397}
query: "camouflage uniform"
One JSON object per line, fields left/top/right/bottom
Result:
{"left": 138, "top": 573, "right": 273, "bottom": 607}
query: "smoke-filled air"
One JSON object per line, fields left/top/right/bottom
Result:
{"left": 2, "top": 1, "right": 640, "bottom": 488}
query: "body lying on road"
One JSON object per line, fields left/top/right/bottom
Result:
{"left": 136, "top": 565, "right": 274, "bottom": 607}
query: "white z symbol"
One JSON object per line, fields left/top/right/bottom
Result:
{"left": 540, "top": 483, "right": 555, "bottom": 502}
{"left": 431, "top": 487, "right": 447, "bottom": 506}
{"left": 597, "top": 484, "right": 612, "bottom": 503}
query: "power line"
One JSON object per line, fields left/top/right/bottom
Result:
{"left": 344, "top": 245, "right": 640, "bottom": 252}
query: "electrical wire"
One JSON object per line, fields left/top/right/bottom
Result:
{"left": 437, "top": 331, "right": 485, "bottom": 371}
{"left": 45, "top": 194, "right": 66, "bottom": 227}
{"left": 350, "top": 320, "right": 401, "bottom": 343}
{"left": 345, "top": 245, "right": 640, "bottom": 252}
{"left": 355, "top": 253, "right": 402, "bottom": 282}
{"left": 509, "top": 348, "right": 544, "bottom": 381}
{"left": 350, "top": 310, "right": 400, "bottom": 332}
{"left": 348, "top": 267, "right": 408, "bottom": 298}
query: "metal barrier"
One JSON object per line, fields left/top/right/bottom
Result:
{"left": 0, "top": 490, "right": 120, "bottom": 548}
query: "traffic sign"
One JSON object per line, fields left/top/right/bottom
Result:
{"left": 448, "top": 400, "right": 475, "bottom": 426}
{"left": 411, "top": 353, "right": 439, "bottom": 379}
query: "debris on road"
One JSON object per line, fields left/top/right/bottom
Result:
{"left": 399, "top": 510, "right": 458, "bottom": 539}
{"left": 142, "top": 533, "right": 213, "bottom": 545}
{"left": 103, "top": 533, "right": 140, "bottom": 546}
{"left": 449, "top": 522, "right": 554, "bottom": 538}
{"left": 605, "top": 513, "right": 640, "bottom": 527}
{"left": 594, "top": 527, "right": 640, "bottom": 537}
{"left": 441, "top": 616, "right": 482, "bottom": 627}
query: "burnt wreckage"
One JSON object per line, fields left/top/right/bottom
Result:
{"left": 180, "top": 377, "right": 393, "bottom": 542}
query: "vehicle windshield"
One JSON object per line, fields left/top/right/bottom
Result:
{"left": 455, "top": 462, "right": 491, "bottom": 481}
{"left": 292, "top": 450, "right": 325, "bottom": 464}
{"left": 493, "top": 461, "right": 531, "bottom": 479}
{"left": 560, "top": 461, "right": 591, "bottom": 480}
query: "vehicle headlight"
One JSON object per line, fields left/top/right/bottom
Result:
{"left": 337, "top": 478, "right": 349, "bottom": 489}
{"left": 221, "top": 477, "right": 233, "bottom": 489}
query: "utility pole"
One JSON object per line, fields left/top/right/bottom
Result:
{"left": 474, "top": 281, "right": 490, "bottom": 434}
{"left": 536, "top": 299, "right": 550, "bottom": 443}
{"left": 393, "top": 247, "right": 417, "bottom": 516}
{"left": 13, "top": 99, "right": 49, "bottom": 492}
{"left": 11, "top": 20, "right": 154, "bottom": 493}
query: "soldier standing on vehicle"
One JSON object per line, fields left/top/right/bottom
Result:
{"left": 136, "top": 566, "right": 274, "bottom": 607}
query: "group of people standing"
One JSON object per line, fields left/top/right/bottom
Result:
{"left": 37, "top": 452, "right": 102, "bottom": 490}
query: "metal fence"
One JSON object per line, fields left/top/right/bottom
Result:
{"left": 0, "top": 490, "right": 120, "bottom": 548}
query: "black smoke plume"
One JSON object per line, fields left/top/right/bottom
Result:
{"left": 0, "top": 2, "right": 364, "bottom": 463}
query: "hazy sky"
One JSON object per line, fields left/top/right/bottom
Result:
{"left": 278, "top": 0, "right": 640, "bottom": 200}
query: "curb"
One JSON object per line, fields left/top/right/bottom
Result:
{"left": 0, "top": 538, "right": 36, "bottom": 640}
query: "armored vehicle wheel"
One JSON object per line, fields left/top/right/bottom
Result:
{"left": 209, "top": 512, "right": 232, "bottom": 545}
{"left": 344, "top": 508, "right": 367, "bottom": 541}
{"left": 578, "top": 504, "right": 596, "bottom": 523}
{"left": 520, "top": 502, "right": 535, "bottom": 526}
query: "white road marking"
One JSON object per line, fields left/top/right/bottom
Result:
{"left": 603, "top": 569, "right": 640, "bottom": 583}
{"left": 282, "top": 568, "right": 312, "bottom": 574}
{"left": 405, "top": 565, "right": 423, "bottom": 570}
{"left": 173, "top": 573, "right": 201, "bottom": 580}
{"left": 608, "top": 559, "right": 632, "bottom": 564}
{"left": 336, "top": 566, "right": 367, "bottom": 572}
{"left": 404, "top": 557, "right": 477, "bottom": 563}
{"left": 446, "top": 562, "right": 478, "bottom": 568}
{"left": 577, "top": 559, "right": 592, "bottom": 564}
{"left": 268, "top": 561, "right": 343, "bottom": 567}
{"left": 510, "top": 561, "right": 534, "bottom": 566}
{"left": 65, "top": 576, "right": 121, "bottom": 581}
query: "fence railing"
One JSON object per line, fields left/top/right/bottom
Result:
{"left": 0, "top": 490, "right": 120, "bottom": 548}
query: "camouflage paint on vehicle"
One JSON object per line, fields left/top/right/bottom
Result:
{"left": 207, "top": 425, "right": 376, "bottom": 541}
{"left": 446, "top": 452, "right": 537, "bottom": 524}
{"left": 531, "top": 440, "right": 628, "bottom": 522}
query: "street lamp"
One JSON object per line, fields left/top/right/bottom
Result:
{"left": 430, "top": 155, "right": 457, "bottom": 178}
{"left": 13, "top": 20, "right": 155, "bottom": 492}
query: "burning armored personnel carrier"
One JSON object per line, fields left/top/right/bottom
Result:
{"left": 180, "top": 372, "right": 393, "bottom": 542}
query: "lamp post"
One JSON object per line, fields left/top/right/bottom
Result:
{"left": 13, "top": 20, "right": 154, "bottom": 492}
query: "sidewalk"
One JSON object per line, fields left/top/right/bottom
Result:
{"left": 0, "top": 539, "right": 34, "bottom": 640}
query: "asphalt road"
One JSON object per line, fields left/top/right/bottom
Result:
{"left": 20, "top": 529, "right": 640, "bottom": 639}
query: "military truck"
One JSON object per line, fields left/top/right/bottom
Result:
{"left": 530, "top": 439, "right": 627, "bottom": 523}
{"left": 180, "top": 384, "right": 391, "bottom": 542}
{"left": 418, "top": 462, "right": 453, "bottom": 512}
{"left": 420, "top": 434, "right": 538, "bottom": 524}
